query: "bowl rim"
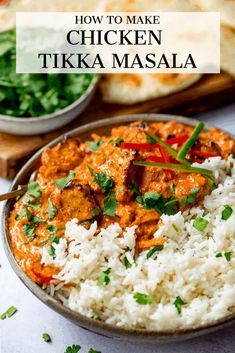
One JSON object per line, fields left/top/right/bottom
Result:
{"left": 2, "top": 113, "right": 235, "bottom": 342}
{"left": 0, "top": 74, "right": 99, "bottom": 122}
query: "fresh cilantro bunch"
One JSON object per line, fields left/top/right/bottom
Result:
{"left": 0, "top": 29, "right": 95, "bottom": 117}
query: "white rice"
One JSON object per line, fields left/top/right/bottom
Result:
{"left": 41, "top": 156, "right": 235, "bottom": 330}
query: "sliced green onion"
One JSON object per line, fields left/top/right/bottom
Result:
{"left": 177, "top": 122, "right": 204, "bottom": 162}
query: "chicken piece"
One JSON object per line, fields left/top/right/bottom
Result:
{"left": 38, "top": 137, "right": 84, "bottom": 184}
{"left": 51, "top": 181, "right": 97, "bottom": 222}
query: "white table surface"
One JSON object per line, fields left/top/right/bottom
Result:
{"left": 1, "top": 103, "right": 235, "bottom": 353}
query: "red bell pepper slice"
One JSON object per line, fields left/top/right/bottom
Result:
{"left": 146, "top": 156, "right": 165, "bottom": 163}
{"left": 121, "top": 135, "right": 189, "bottom": 151}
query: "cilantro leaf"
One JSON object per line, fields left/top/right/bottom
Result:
{"left": 128, "top": 183, "right": 140, "bottom": 197}
{"left": 164, "top": 199, "right": 178, "bottom": 216}
{"left": 103, "top": 191, "right": 117, "bottom": 216}
{"left": 146, "top": 245, "right": 164, "bottom": 259}
{"left": 42, "top": 333, "right": 51, "bottom": 342}
{"left": 15, "top": 207, "right": 32, "bottom": 221}
{"left": 54, "top": 170, "right": 75, "bottom": 189}
{"left": 222, "top": 205, "right": 233, "bottom": 221}
{"left": 144, "top": 132, "right": 157, "bottom": 145}
{"left": 97, "top": 268, "right": 111, "bottom": 286}
{"left": 46, "top": 198, "right": 57, "bottom": 220}
{"left": 94, "top": 172, "right": 113, "bottom": 193}
{"left": 92, "top": 207, "right": 101, "bottom": 217}
{"left": 193, "top": 216, "right": 208, "bottom": 232}
{"left": 48, "top": 236, "right": 62, "bottom": 257}
{"left": 46, "top": 225, "right": 61, "bottom": 233}
{"left": 32, "top": 216, "right": 46, "bottom": 224}
{"left": 137, "top": 192, "right": 166, "bottom": 215}
{"left": 224, "top": 251, "right": 232, "bottom": 262}
{"left": 88, "top": 349, "right": 101, "bottom": 353}
{"left": 124, "top": 256, "right": 132, "bottom": 269}
{"left": 191, "top": 187, "right": 200, "bottom": 196}
{"left": 92, "top": 315, "right": 101, "bottom": 321}
{"left": 1, "top": 306, "right": 17, "bottom": 320}
{"left": 114, "top": 138, "right": 124, "bottom": 147}
{"left": 88, "top": 140, "right": 103, "bottom": 152}
{"left": 215, "top": 252, "right": 222, "bottom": 258}
{"left": 64, "top": 345, "right": 81, "bottom": 353}
{"left": 134, "top": 292, "right": 153, "bottom": 305}
{"left": 174, "top": 296, "right": 185, "bottom": 314}
{"left": 27, "top": 181, "right": 41, "bottom": 199}
{"left": 22, "top": 224, "right": 36, "bottom": 238}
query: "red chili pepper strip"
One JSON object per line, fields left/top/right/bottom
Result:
{"left": 159, "top": 145, "right": 174, "bottom": 179}
{"left": 120, "top": 142, "right": 159, "bottom": 150}
{"left": 121, "top": 135, "right": 189, "bottom": 151}
{"left": 192, "top": 150, "right": 218, "bottom": 158}
{"left": 146, "top": 156, "right": 165, "bottom": 163}
{"left": 190, "top": 158, "right": 203, "bottom": 164}
{"left": 166, "top": 134, "right": 189, "bottom": 145}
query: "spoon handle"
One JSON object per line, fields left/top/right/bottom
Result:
{"left": 0, "top": 185, "right": 28, "bottom": 202}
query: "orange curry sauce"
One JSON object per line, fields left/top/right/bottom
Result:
{"left": 8, "top": 121, "right": 235, "bottom": 285}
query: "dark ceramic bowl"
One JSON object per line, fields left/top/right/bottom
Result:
{"left": 2, "top": 114, "right": 235, "bottom": 343}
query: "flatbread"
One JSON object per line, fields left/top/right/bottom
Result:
{"left": 221, "top": 25, "right": 235, "bottom": 77}
{"left": 100, "top": 73, "right": 202, "bottom": 104}
{"left": 192, "top": 0, "right": 235, "bottom": 29}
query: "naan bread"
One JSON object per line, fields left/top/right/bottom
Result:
{"left": 192, "top": 0, "right": 235, "bottom": 29}
{"left": 100, "top": 74, "right": 202, "bottom": 104}
{"left": 221, "top": 25, "right": 235, "bottom": 77}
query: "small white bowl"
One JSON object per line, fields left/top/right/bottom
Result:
{"left": 0, "top": 75, "right": 98, "bottom": 136}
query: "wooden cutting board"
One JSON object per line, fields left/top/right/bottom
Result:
{"left": 1, "top": 73, "right": 235, "bottom": 180}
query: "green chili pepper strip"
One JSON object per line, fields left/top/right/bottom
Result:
{"left": 177, "top": 122, "right": 205, "bottom": 162}
{"left": 133, "top": 161, "right": 213, "bottom": 178}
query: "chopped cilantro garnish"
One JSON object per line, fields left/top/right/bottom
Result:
{"left": 54, "top": 170, "right": 75, "bottom": 189}
{"left": 144, "top": 131, "right": 157, "bottom": 145}
{"left": 174, "top": 296, "right": 185, "bottom": 314}
{"left": 193, "top": 216, "right": 208, "bottom": 232}
{"left": 15, "top": 207, "right": 32, "bottom": 221}
{"left": 88, "top": 349, "right": 101, "bottom": 353}
{"left": 88, "top": 140, "right": 103, "bottom": 152}
{"left": 114, "top": 138, "right": 124, "bottom": 147}
{"left": 46, "top": 225, "right": 61, "bottom": 233}
{"left": 1, "top": 306, "right": 17, "bottom": 320}
{"left": 164, "top": 199, "right": 178, "bottom": 215}
{"left": 42, "top": 333, "right": 51, "bottom": 342}
{"left": 134, "top": 292, "right": 153, "bottom": 305}
{"left": 27, "top": 203, "right": 41, "bottom": 210}
{"left": 146, "top": 245, "right": 164, "bottom": 259}
{"left": 64, "top": 345, "right": 81, "bottom": 353}
{"left": 128, "top": 183, "right": 140, "bottom": 197}
{"left": 46, "top": 198, "right": 57, "bottom": 220}
{"left": 32, "top": 216, "right": 46, "bottom": 224}
{"left": 94, "top": 172, "right": 113, "bottom": 193}
{"left": 191, "top": 187, "right": 200, "bottom": 196}
{"left": 170, "top": 184, "right": 175, "bottom": 196}
{"left": 221, "top": 205, "right": 233, "bottom": 221}
{"left": 224, "top": 252, "right": 232, "bottom": 262}
{"left": 92, "top": 207, "right": 101, "bottom": 217}
{"left": 97, "top": 268, "right": 111, "bottom": 286}
{"left": 27, "top": 181, "right": 42, "bottom": 199}
{"left": 103, "top": 191, "right": 117, "bottom": 216}
{"left": 22, "top": 224, "right": 36, "bottom": 238}
{"left": 215, "top": 252, "right": 222, "bottom": 258}
{"left": 48, "top": 236, "right": 62, "bottom": 257}
{"left": 137, "top": 192, "right": 165, "bottom": 215}
{"left": 92, "top": 314, "right": 101, "bottom": 321}
{"left": 124, "top": 256, "right": 132, "bottom": 269}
